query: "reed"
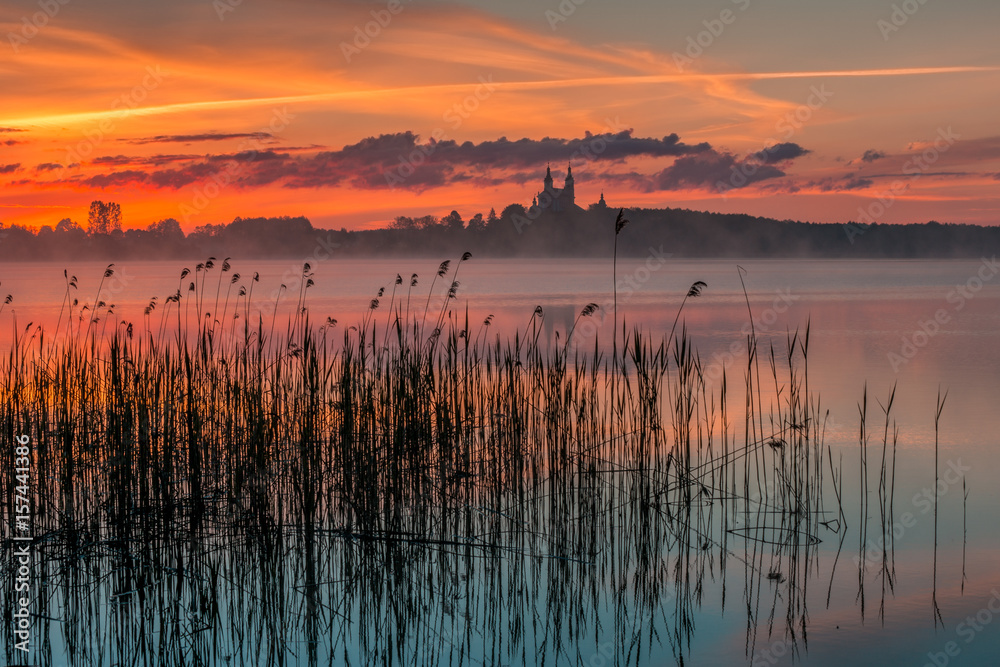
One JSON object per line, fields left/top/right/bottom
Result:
{"left": 0, "top": 255, "right": 895, "bottom": 667}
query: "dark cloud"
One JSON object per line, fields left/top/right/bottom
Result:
{"left": 0, "top": 163, "right": 21, "bottom": 174}
{"left": 150, "top": 162, "right": 229, "bottom": 189}
{"left": 3, "top": 140, "right": 22, "bottom": 146}
{"left": 794, "top": 175, "right": 876, "bottom": 193}
{"left": 839, "top": 177, "right": 873, "bottom": 190}
{"left": 59, "top": 131, "right": 809, "bottom": 195}
{"left": 93, "top": 153, "right": 202, "bottom": 167}
{"left": 84, "top": 170, "right": 149, "bottom": 188}
{"left": 862, "top": 171, "right": 972, "bottom": 180}
{"left": 35, "top": 163, "right": 63, "bottom": 172}
{"left": 653, "top": 143, "right": 808, "bottom": 192}
{"left": 281, "top": 130, "right": 713, "bottom": 190}
{"left": 754, "top": 142, "right": 811, "bottom": 164}
{"left": 0, "top": 128, "right": 26, "bottom": 133}
{"left": 121, "top": 133, "right": 275, "bottom": 145}
{"left": 654, "top": 152, "right": 786, "bottom": 191}
{"left": 578, "top": 144, "right": 808, "bottom": 193}
{"left": 861, "top": 149, "right": 886, "bottom": 163}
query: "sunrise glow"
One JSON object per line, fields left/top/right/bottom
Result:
{"left": 2, "top": 0, "right": 999, "bottom": 232}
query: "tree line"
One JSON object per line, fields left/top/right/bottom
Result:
{"left": 0, "top": 199, "right": 997, "bottom": 260}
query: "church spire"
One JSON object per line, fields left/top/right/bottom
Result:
{"left": 562, "top": 162, "right": 575, "bottom": 207}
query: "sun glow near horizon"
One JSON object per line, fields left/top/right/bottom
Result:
{"left": 1, "top": 0, "right": 999, "bottom": 232}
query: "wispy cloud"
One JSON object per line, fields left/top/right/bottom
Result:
{"left": 120, "top": 132, "right": 274, "bottom": 145}
{"left": 3, "top": 67, "right": 996, "bottom": 130}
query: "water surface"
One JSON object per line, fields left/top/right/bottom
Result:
{"left": 1, "top": 257, "right": 997, "bottom": 666}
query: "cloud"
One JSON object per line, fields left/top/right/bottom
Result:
{"left": 653, "top": 152, "right": 783, "bottom": 191}
{"left": 120, "top": 133, "right": 275, "bottom": 145}
{"left": 35, "top": 130, "right": 812, "bottom": 197}
{"left": 861, "top": 149, "right": 886, "bottom": 163}
{"left": 2, "top": 140, "right": 21, "bottom": 146}
{"left": 84, "top": 170, "right": 150, "bottom": 188}
{"left": 754, "top": 142, "right": 811, "bottom": 164}
{"left": 0, "top": 163, "right": 21, "bottom": 174}
{"left": 35, "top": 163, "right": 63, "bottom": 172}
{"left": 305, "top": 130, "right": 712, "bottom": 191}
{"left": 823, "top": 135, "right": 1000, "bottom": 193}
{"left": 0, "top": 128, "right": 25, "bottom": 133}
{"left": 149, "top": 162, "right": 230, "bottom": 189}
{"left": 93, "top": 153, "right": 203, "bottom": 167}
{"left": 839, "top": 177, "right": 873, "bottom": 190}
{"left": 788, "top": 174, "right": 878, "bottom": 193}
{"left": 64, "top": 130, "right": 721, "bottom": 193}
{"left": 650, "top": 142, "right": 809, "bottom": 192}
{"left": 278, "top": 130, "right": 713, "bottom": 190}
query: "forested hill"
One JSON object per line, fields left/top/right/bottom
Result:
{"left": 2, "top": 206, "right": 998, "bottom": 260}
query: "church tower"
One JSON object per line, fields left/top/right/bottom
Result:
{"left": 563, "top": 163, "right": 575, "bottom": 207}
{"left": 535, "top": 164, "right": 581, "bottom": 213}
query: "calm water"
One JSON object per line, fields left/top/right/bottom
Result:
{"left": 2, "top": 257, "right": 999, "bottom": 665}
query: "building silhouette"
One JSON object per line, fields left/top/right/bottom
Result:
{"left": 591, "top": 191, "right": 609, "bottom": 211}
{"left": 535, "top": 164, "right": 579, "bottom": 213}
{"left": 531, "top": 164, "right": 610, "bottom": 214}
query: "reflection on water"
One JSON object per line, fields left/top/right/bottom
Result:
{"left": 0, "top": 258, "right": 997, "bottom": 665}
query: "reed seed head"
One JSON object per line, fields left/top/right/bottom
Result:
{"left": 615, "top": 208, "right": 629, "bottom": 235}
{"left": 687, "top": 281, "right": 707, "bottom": 298}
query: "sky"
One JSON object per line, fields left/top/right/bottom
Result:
{"left": 1, "top": 0, "right": 999, "bottom": 232}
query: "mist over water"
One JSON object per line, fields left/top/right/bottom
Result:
{"left": 5, "top": 257, "right": 997, "bottom": 442}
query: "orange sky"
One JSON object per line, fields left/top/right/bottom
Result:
{"left": 1, "top": 0, "right": 999, "bottom": 231}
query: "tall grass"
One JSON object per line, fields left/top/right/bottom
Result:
{"left": 0, "top": 255, "right": 880, "bottom": 667}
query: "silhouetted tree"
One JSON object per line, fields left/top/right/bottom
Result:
{"left": 390, "top": 215, "right": 416, "bottom": 230}
{"left": 442, "top": 210, "right": 464, "bottom": 231}
{"left": 467, "top": 212, "right": 485, "bottom": 231}
{"left": 55, "top": 218, "right": 81, "bottom": 233}
{"left": 87, "top": 201, "right": 122, "bottom": 235}
{"left": 415, "top": 215, "right": 438, "bottom": 230}
{"left": 192, "top": 223, "right": 224, "bottom": 237}
{"left": 500, "top": 204, "right": 526, "bottom": 222}
{"left": 0, "top": 207, "right": 997, "bottom": 262}
{"left": 147, "top": 218, "right": 184, "bottom": 240}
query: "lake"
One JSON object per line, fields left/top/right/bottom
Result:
{"left": 1, "top": 256, "right": 998, "bottom": 666}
